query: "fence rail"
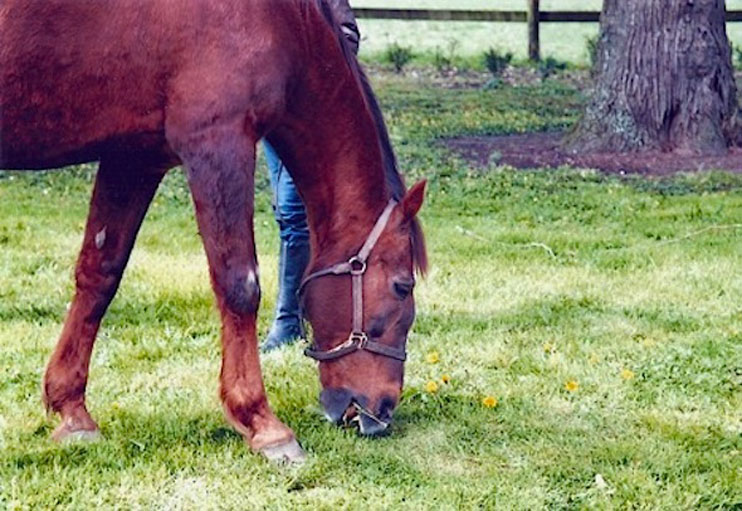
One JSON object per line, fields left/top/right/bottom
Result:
{"left": 353, "top": 9, "right": 598, "bottom": 23}
{"left": 354, "top": 7, "right": 742, "bottom": 60}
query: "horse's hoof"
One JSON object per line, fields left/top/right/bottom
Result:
{"left": 259, "top": 438, "right": 307, "bottom": 465}
{"left": 52, "top": 425, "right": 102, "bottom": 444}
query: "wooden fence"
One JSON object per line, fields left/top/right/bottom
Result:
{"left": 354, "top": 3, "right": 742, "bottom": 61}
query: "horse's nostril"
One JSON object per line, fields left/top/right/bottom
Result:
{"left": 320, "top": 388, "right": 354, "bottom": 425}
{"left": 354, "top": 395, "right": 395, "bottom": 436}
{"left": 358, "top": 413, "right": 390, "bottom": 436}
{"left": 377, "top": 396, "right": 396, "bottom": 419}
{"left": 321, "top": 390, "right": 397, "bottom": 435}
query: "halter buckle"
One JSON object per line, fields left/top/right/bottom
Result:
{"left": 349, "top": 331, "right": 368, "bottom": 348}
{"left": 348, "top": 256, "right": 367, "bottom": 275}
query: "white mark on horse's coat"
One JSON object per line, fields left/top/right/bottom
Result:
{"left": 95, "top": 227, "right": 107, "bottom": 249}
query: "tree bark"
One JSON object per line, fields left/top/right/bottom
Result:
{"left": 565, "top": 0, "right": 739, "bottom": 156}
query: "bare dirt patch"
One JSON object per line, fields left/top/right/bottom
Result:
{"left": 445, "top": 132, "right": 742, "bottom": 176}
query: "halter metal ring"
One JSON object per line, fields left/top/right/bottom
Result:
{"left": 349, "top": 331, "right": 368, "bottom": 348}
{"left": 348, "top": 256, "right": 367, "bottom": 275}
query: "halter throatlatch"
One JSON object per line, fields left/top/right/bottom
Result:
{"left": 299, "top": 199, "right": 407, "bottom": 363}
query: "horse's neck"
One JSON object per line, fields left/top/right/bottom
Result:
{"left": 269, "top": 62, "right": 389, "bottom": 262}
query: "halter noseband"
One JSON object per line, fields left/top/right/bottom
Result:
{"left": 299, "top": 199, "right": 407, "bottom": 363}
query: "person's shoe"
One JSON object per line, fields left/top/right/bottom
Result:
{"left": 261, "top": 321, "right": 303, "bottom": 352}
{"left": 261, "top": 239, "right": 310, "bottom": 353}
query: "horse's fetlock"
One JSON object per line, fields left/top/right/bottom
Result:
{"left": 221, "top": 383, "right": 269, "bottom": 436}
{"left": 42, "top": 373, "right": 85, "bottom": 414}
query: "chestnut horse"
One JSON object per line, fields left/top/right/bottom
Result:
{"left": 0, "top": 0, "right": 426, "bottom": 462}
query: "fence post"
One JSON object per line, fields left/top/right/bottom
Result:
{"left": 528, "top": 0, "right": 540, "bottom": 61}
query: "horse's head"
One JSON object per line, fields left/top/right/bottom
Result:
{"left": 301, "top": 181, "right": 427, "bottom": 436}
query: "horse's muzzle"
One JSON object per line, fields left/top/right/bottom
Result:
{"left": 320, "top": 388, "right": 396, "bottom": 436}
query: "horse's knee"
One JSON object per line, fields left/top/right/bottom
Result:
{"left": 75, "top": 259, "right": 116, "bottom": 288}
{"left": 221, "top": 270, "right": 261, "bottom": 316}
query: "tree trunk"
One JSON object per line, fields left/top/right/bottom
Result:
{"left": 565, "top": 0, "right": 739, "bottom": 156}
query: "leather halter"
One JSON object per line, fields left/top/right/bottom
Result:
{"left": 299, "top": 199, "right": 407, "bottom": 363}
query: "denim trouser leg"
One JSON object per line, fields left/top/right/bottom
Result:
{"left": 262, "top": 141, "right": 310, "bottom": 351}
{"left": 264, "top": 141, "right": 309, "bottom": 244}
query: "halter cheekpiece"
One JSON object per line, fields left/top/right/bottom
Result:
{"left": 299, "top": 199, "right": 407, "bottom": 363}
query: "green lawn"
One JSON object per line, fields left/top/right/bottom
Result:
{"left": 1, "top": 75, "right": 741, "bottom": 509}
{"left": 354, "top": 1, "right": 742, "bottom": 65}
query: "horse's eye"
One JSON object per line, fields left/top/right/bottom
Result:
{"left": 393, "top": 279, "right": 415, "bottom": 300}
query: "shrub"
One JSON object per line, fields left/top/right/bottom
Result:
{"left": 483, "top": 48, "right": 513, "bottom": 78}
{"left": 586, "top": 35, "right": 599, "bottom": 70}
{"left": 734, "top": 44, "right": 742, "bottom": 69}
{"left": 433, "top": 39, "right": 460, "bottom": 73}
{"left": 385, "top": 42, "right": 414, "bottom": 73}
{"left": 538, "top": 56, "right": 568, "bottom": 79}
{"left": 433, "top": 46, "right": 451, "bottom": 73}
{"left": 483, "top": 78, "right": 503, "bottom": 90}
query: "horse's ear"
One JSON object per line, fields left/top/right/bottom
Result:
{"left": 401, "top": 180, "right": 426, "bottom": 222}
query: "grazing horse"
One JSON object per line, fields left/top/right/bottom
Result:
{"left": 0, "top": 0, "right": 426, "bottom": 462}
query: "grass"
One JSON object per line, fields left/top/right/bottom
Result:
{"left": 355, "top": 0, "right": 742, "bottom": 66}
{"left": 2, "top": 74, "right": 742, "bottom": 509}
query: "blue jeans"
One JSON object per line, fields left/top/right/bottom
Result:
{"left": 263, "top": 141, "right": 309, "bottom": 244}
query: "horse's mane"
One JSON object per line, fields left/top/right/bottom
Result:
{"left": 313, "top": 0, "right": 428, "bottom": 276}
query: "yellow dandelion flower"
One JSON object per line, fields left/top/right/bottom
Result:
{"left": 441, "top": 374, "right": 451, "bottom": 384}
{"left": 621, "top": 368, "right": 635, "bottom": 380}
{"left": 482, "top": 396, "right": 498, "bottom": 408}
{"left": 543, "top": 342, "right": 556, "bottom": 353}
{"left": 565, "top": 380, "right": 579, "bottom": 392}
{"left": 426, "top": 351, "right": 440, "bottom": 364}
{"left": 425, "top": 381, "right": 439, "bottom": 393}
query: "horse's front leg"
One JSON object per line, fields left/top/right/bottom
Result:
{"left": 43, "top": 157, "right": 165, "bottom": 441}
{"left": 175, "top": 122, "right": 304, "bottom": 463}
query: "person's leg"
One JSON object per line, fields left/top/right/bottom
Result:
{"left": 262, "top": 141, "right": 310, "bottom": 352}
